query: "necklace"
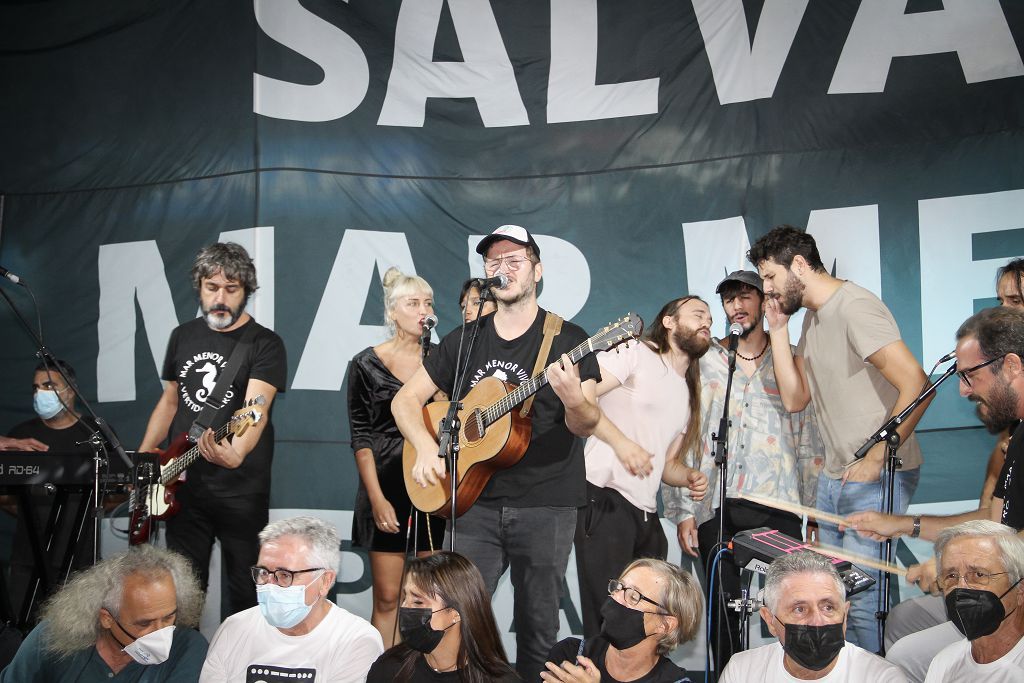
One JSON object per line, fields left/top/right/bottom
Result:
{"left": 425, "top": 653, "right": 458, "bottom": 673}
{"left": 736, "top": 336, "right": 769, "bottom": 362}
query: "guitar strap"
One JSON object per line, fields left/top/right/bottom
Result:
{"left": 187, "top": 322, "right": 258, "bottom": 443}
{"left": 519, "top": 311, "right": 563, "bottom": 418}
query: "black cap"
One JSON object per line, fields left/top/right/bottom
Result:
{"left": 475, "top": 224, "right": 541, "bottom": 258}
{"left": 715, "top": 270, "right": 763, "bottom": 294}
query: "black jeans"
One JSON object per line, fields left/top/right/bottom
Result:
{"left": 166, "top": 486, "right": 269, "bottom": 618}
{"left": 444, "top": 503, "right": 576, "bottom": 683}
{"left": 698, "top": 498, "right": 801, "bottom": 673}
{"left": 574, "top": 483, "right": 668, "bottom": 638}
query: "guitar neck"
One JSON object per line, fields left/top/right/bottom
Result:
{"left": 482, "top": 337, "right": 594, "bottom": 426}
{"left": 161, "top": 421, "right": 233, "bottom": 485}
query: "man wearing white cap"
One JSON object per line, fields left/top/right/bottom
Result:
{"left": 394, "top": 224, "right": 602, "bottom": 681}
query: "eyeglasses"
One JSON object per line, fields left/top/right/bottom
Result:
{"left": 483, "top": 255, "right": 534, "bottom": 273}
{"left": 940, "top": 569, "right": 1009, "bottom": 590}
{"left": 957, "top": 354, "right": 1006, "bottom": 388}
{"left": 607, "top": 579, "right": 667, "bottom": 613}
{"left": 250, "top": 566, "right": 324, "bottom": 587}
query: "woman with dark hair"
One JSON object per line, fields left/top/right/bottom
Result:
{"left": 544, "top": 559, "right": 702, "bottom": 683}
{"left": 348, "top": 267, "right": 447, "bottom": 647}
{"left": 366, "top": 552, "right": 519, "bottom": 683}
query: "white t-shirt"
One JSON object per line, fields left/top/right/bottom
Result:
{"left": 924, "top": 633, "right": 1024, "bottom": 682}
{"left": 585, "top": 342, "right": 689, "bottom": 512}
{"left": 720, "top": 641, "right": 907, "bottom": 682}
{"left": 200, "top": 601, "right": 384, "bottom": 683}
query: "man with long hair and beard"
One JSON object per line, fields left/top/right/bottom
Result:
{"left": 748, "top": 226, "right": 931, "bottom": 654}
{"left": 573, "top": 295, "right": 711, "bottom": 639}
{"left": 139, "top": 242, "right": 287, "bottom": 619}
{"left": 663, "top": 271, "right": 825, "bottom": 672}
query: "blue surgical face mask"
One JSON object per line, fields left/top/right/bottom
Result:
{"left": 33, "top": 389, "right": 65, "bottom": 420}
{"left": 256, "top": 571, "right": 324, "bottom": 629}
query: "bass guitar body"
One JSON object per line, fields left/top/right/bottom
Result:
{"left": 127, "top": 396, "right": 265, "bottom": 545}
{"left": 127, "top": 434, "right": 187, "bottom": 545}
{"left": 403, "top": 376, "right": 532, "bottom": 518}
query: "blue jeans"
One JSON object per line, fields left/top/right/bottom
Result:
{"left": 445, "top": 504, "right": 577, "bottom": 681}
{"left": 817, "top": 468, "right": 920, "bottom": 653}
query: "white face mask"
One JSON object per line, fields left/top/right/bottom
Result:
{"left": 122, "top": 624, "right": 174, "bottom": 665}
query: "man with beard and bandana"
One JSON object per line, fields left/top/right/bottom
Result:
{"left": 720, "top": 551, "right": 906, "bottom": 682}
{"left": 662, "top": 271, "right": 825, "bottom": 672}
{"left": 748, "top": 226, "right": 932, "bottom": 653}
{"left": 574, "top": 295, "right": 711, "bottom": 639}
{"left": 394, "top": 224, "right": 602, "bottom": 681}
{"left": 924, "top": 520, "right": 1024, "bottom": 681}
{"left": 139, "top": 242, "right": 287, "bottom": 618}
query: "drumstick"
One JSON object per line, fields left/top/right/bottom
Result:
{"left": 734, "top": 493, "right": 907, "bottom": 576}
{"left": 808, "top": 542, "right": 908, "bottom": 577}
{"left": 735, "top": 492, "right": 848, "bottom": 528}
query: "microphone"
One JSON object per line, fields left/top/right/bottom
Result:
{"left": 421, "top": 315, "right": 437, "bottom": 358}
{"left": 0, "top": 266, "right": 23, "bottom": 285}
{"left": 474, "top": 273, "right": 509, "bottom": 290}
{"left": 938, "top": 350, "right": 957, "bottom": 364}
{"left": 727, "top": 322, "right": 743, "bottom": 365}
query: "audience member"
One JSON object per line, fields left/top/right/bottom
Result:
{"left": 0, "top": 545, "right": 207, "bottom": 681}
{"left": 200, "top": 516, "right": 383, "bottom": 682}
{"left": 720, "top": 551, "right": 906, "bottom": 682}
{"left": 367, "top": 552, "right": 518, "bottom": 682}
{"left": 544, "top": 558, "right": 700, "bottom": 683}
{"left": 923, "top": 520, "right": 1024, "bottom": 681}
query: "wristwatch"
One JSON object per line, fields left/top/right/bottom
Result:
{"left": 910, "top": 515, "right": 921, "bottom": 539}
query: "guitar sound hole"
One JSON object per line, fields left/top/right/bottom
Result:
{"left": 463, "top": 409, "right": 485, "bottom": 442}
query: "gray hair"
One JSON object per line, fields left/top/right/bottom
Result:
{"left": 620, "top": 558, "right": 703, "bottom": 655}
{"left": 763, "top": 551, "right": 846, "bottom": 612}
{"left": 935, "top": 520, "right": 1024, "bottom": 585}
{"left": 956, "top": 307, "right": 1024, "bottom": 370}
{"left": 190, "top": 242, "right": 258, "bottom": 296}
{"left": 259, "top": 516, "right": 340, "bottom": 573}
{"left": 382, "top": 266, "right": 432, "bottom": 336}
{"left": 39, "top": 545, "right": 203, "bottom": 658}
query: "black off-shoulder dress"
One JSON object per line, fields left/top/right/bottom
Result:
{"left": 347, "top": 347, "right": 446, "bottom": 552}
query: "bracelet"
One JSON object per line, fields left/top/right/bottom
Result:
{"left": 910, "top": 515, "right": 921, "bottom": 539}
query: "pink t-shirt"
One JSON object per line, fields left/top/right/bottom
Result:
{"left": 584, "top": 342, "right": 690, "bottom": 512}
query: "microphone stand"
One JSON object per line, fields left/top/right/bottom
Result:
{"left": 711, "top": 332, "right": 739, "bottom": 675}
{"left": 0, "top": 282, "right": 134, "bottom": 624}
{"left": 437, "top": 293, "right": 491, "bottom": 550}
{"left": 853, "top": 359, "right": 957, "bottom": 655}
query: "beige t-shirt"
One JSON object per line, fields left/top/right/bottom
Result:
{"left": 797, "top": 281, "right": 922, "bottom": 478}
{"left": 584, "top": 341, "right": 690, "bottom": 512}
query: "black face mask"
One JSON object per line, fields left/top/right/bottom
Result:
{"left": 599, "top": 597, "right": 652, "bottom": 650}
{"left": 945, "top": 578, "right": 1022, "bottom": 640}
{"left": 398, "top": 607, "right": 453, "bottom": 654}
{"left": 774, "top": 616, "right": 845, "bottom": 672}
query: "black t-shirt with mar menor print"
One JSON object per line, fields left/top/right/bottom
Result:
{"left": 160, "top": 317, "right": 287, "bottom": 497}
{"left": 423, "top": 308, "right": 601, "bottom": 508}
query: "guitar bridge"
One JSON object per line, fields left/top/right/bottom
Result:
{"left": 463, "top": 408, "right": 485, "bottom": 442}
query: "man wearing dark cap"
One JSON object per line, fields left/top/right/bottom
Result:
{"left": 662, "top": 270, "right": 825, "bottom": 672}
{"left": 393, "top": 224, "right": 602, "bottom": 682}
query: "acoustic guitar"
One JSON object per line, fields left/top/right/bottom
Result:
{"left": 128, "top": 396, "right": 265, "bottom": 545}
{"left": 403, "top": 313, "right": 642, "bottom": 518}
